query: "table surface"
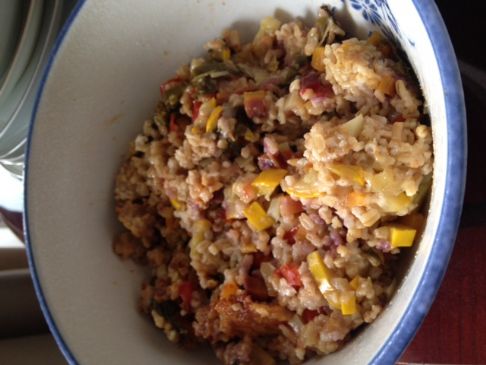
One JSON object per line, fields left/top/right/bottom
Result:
{"left": 399, "top": 91, "right": 486, "bottom": 364}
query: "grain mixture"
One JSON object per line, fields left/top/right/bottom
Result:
{"left": 114, "top": 7, "right": 433, "bottom": 365}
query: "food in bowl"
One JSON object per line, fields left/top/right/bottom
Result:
{"left": 113, "top": 7, "right": 432, "bottom": 365}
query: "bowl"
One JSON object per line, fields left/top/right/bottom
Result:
{"left": 25, "top": 1, "right": 466, "bottom": 364}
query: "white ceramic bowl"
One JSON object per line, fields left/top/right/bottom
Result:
{"left": 25, "top": 1, "right": 466, "bottom": 364}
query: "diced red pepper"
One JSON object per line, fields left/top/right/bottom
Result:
{"left": 299, "top": 72, "right": 334, "bottom": 99}
{"left": 192, "top": 101, "right": 202, "bottom": 121}
{"left": 312, "top": 82, "right": 333, "bottom": 99}
{"left": 179, "top": 281, "right": 193, "bottom": 310}
{"left": 283, "top": 226, "right": 299, "bottom": 245}
{"left": 168, "top": 114, "right": 191, "bottom": 134}
{"left": 276, "top": 263, "right": 302, "bottom": 289}
{"left": 302, "top": 309, "right": 319, "bottom": 324}
{"left": 160, "top": 76, "right": 182, "bottom": 96}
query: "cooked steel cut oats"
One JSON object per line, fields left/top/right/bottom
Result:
{"left": 114, "top": 7, "right": 433, "bottom": 365}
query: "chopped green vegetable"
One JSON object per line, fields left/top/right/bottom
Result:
{"left": 161, "top": 84, "right": 186, "bottom": 110}
{"left": 191, "top": 61, "right": 237, "bottom": 77}
{"left": 237, "top": 63, "right": 271, "bottom": 84}
{"left": 252, "top": 169, "right": 287, "bottom": 198}
{"left": 316, "top": 15, "right": 330, "bottom": 45}
{"left": 413, "top": 173, "right": 432, "bottom": 206}
{"left": 315, "top": 6, "right": 344, "bottom": 45}
{"left": 190, "top": 61, "right": 238, "bottom": 94}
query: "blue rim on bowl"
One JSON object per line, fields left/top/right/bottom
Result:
{"left": 23, "top": 1, "right": 466, "bottom": 364}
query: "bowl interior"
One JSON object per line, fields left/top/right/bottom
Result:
{"left": 26, "top": 1, "right": 461, "bottom": 364}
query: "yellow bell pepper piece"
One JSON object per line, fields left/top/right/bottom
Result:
{"left": 206, "top": 105, "right": 223, "bottom": 133}
{"left": 389, "top": 225, "right": 417, "bottom": 248}
{"left": 340, "top": 291, "right": 357, "bottom": 315}
{"left": 327, "top": 164, "right": 365, "bottom": 186}
{"left": 311, "top": 46, "right": 326, "bottom": 72}
{"left": 307, "top": 251, "right": 334, "bottom": 294}
{"left": 324, "top": 291, "right": 341, "bottom": 311}
{"left": 283, "top": 170, "right": 323, "bottom": 199}
{"left": 307, "top": 251, "right": 358, "bottom": 315}
{"left": 169, "top": 198, "right": 184, "bottom": 211}
{"left": 284, "top": 187, "right": 322, "bottom": 199}
{"left": 251, "top": 169, "right": 287, "bottom": 197}
{"left": 243, "top": 201, "right": 275, "bottom": 232}
{"left": 339, "top": 114, "right": 364, "bottom": 137}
